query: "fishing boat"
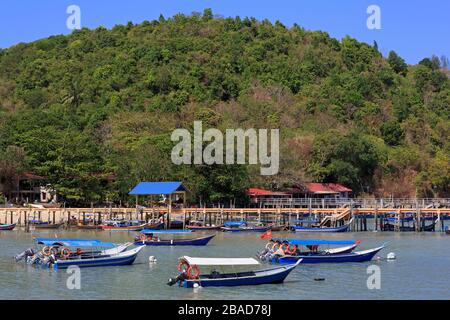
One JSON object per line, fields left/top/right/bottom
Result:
{"left": 29, "top": 220, "right": 64, "bottom": 229}
{"left": 269, "top": 224, "right": 288, "bottom": 232}
{"left": 101, "top": 220, "right": 149, "bottom": 231}
{"left": 265, "top": 243, "right": 385, "bottom": 264}
{"left": 167, "top": 256, "right": 301, "bottom": 288}
{"left": 15, "top": 238, "right": 142, "bottom": 269}
{"left": 385, "top": 216, "right": 414, "bottom": 223}
{"left": 290, "top": 218, "right": 353, "bottom": 233}
{"left": 383, "top": 218, "right": 437, "bottom": 232}
{"left": 259, "top": 239, "right": 360, "bottom": 262}
{"left": 169, "top": 220, "right": 185, "bottom": 229}
{"left": 0, "top": 223, "right": 16, "bottom": 231}
{"left": 134, "top": 229, "right": 215, "bottom": 246}
{"left": 77, "top": 223, "right": 102, "bottom": 230}
{"left": 221, "top": 221, "right": 269, "bottom": 232}
{"left": 186, "top": 220, "right": 223, "bottom": 231}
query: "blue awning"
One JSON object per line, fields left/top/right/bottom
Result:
{"left": 129, "top": 182, "right": 188, "bottom": 195}
{"left": 386, "top": 216, "right": 414, "bottom": 222}
{"left": 141, "top": 229, "right": 193, "bottom": 234}
{"left": 224, "top": 221, "right": 247, "bottom": 227}
{"left": 271, "top": 238, "right": 356, "bottom": 246}
{"left": 34, "top": 238, "right": 115, "bottom": 247}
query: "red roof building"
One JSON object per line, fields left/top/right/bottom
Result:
{"left": 289, "top": 183, "right": 352, "bottom": 198}
{"left": 304, "top": 183, "right": 352, "bottom": 194}
{"left": 246, "top": 188, "right": 292, "bottom": 204}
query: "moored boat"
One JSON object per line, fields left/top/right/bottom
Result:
{"left": 29, "top": 221, "right": 64, "bottom": 229}
{"left": 186, "top": 220, "right": 223, "bottom": 231}
{"left": 77, "top": 223, "right": 102, "bottom": 230}
{"left": 101, "top": 220, "right": 149, "bottom": 231}
{"left": 383, "top": 218, "right": 437, "bottom": 232}
{"left": 290, "top": 218, "right": 353, "bottom": 233}
{"left": 259, "top": 238, "right": 360, "bottom": 261}
{"left": 134, "top": 229, "right": 215, "bottom": 246}
{"left": 269, "top": 224, "right": 288, "bottom": 232}
{"left": 167, "top": 256, "right": 301, "bottom": 288}
{"left": 14, "top": 238, "right": 142, "bottom": 269}
{"left": 266, "top": 244, "right": 385, "bottom": 264}
{"left": 0, "top": 223, "right": 16, "bottom": 231}
{"left": 221, "top": 221, "right": 269, "bottom": 232}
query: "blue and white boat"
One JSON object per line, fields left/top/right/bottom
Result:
{"left": 0, "top": 223, "right": 15, "bottom": 231}
{"left": 265, "top": 243, "right": 385, "bottom": 264}
{"left": 167, "top": 256, "right": 301, "bottom": 288}
{"left": 221, "top": 221, "right": 269, "bottom": 232}
{"left": 290, "top": 218, "right": 353, "bottom": 233}
{"left": 134, "top": 229, "right": 215, "bottom": 246}
{"left": 260, "top": 238, "right": 360, "bottom": 259}
{"left": 15, "top": 238, "right": 142, "bottom": 269}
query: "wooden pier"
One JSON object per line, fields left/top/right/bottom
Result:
{"left": 0, "top": 204, "right": 449, "bottom": 232}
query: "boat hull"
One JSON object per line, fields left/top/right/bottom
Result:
{"left": 269, "top": 225, "right": 288, "bottom": 232}
{"left": 182, "top": 263, "right": 299, "bottom": 288}
{"left": 32, "top": 223, "right": 64, "bottom": 229}
{"left": 187, "top": 225, "right": 223, "bottom": 231}
{"left": 221, "top": 227, "right": 269, "bottom": 232}
{"left": 291, "top": 223, "right": 350, "bottom": 233}
{"left": 53, "top": 247, "right": 142, "bottom": 269}
{"left": 77, "top": 224, "right": 102, "bottom": 230}
{"left": 383, "top": 221, "right": 436, "bottom": 232}
{"left": 272, "top": 246, "right": 384, "bottom": 264}
{"left": 135, "top": 235, "right": 215, "bottom": 246}
{"left": 0, "top": 223, "right": 15, "bottom": 231}
{"left": 101, "top": 223, "right": 148, "bottom": 231}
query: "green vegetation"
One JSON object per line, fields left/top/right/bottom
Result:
{"left": 0, "top": 10, "right": 449, "bottom": 204}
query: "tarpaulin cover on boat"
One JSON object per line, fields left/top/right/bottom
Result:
{"left": 34, "top": 238, "right": 115, "bottom": 247}
{"left": 224, "top": 221, "right": 247, "bottom": 227}
{"left": 270, "top": 239, "right": 356, "bottom": 246}
{"left": 181, "top": 256, "right": 260, "bottom": 266}
{"left": 386, "top": 216, "right": 414, "bottom": 222}
{"left": 141, "top": 229, "right": 193, "bottom": 234}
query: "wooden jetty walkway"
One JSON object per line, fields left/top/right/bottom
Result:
{"left": 1, "top": 200, "right": 450, "bottom": 232}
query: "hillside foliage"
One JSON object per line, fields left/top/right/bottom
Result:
{"left": 0, "top": 9, "right": 449, "bottom": 205}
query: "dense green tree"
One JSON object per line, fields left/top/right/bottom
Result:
{"left": 380, "top": 121, "right": 404, "bottom": 146}
{"left": 0, "top": 10, "right": 448, "bottom": 202}
{"left": 387, "top": 51, "right": 408, "bottom": 75}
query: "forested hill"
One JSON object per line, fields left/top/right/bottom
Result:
{"left": 0, "top": 9, "right": 449, "bottom": 205}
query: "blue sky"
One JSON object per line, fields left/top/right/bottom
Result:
{"left": 0, "top": 0, "right": 448, "bottom": 64}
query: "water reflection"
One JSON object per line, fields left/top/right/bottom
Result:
{"left": 0, "top": 229, "right": 449, "bottom": 299}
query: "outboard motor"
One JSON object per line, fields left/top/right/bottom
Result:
{"left": 42, "top": 254, "right": 56, "bottom": 267}
{"left": 167, "top": 272, "right": 188, "bottom": 286}
{"left": 27, "top": 252, "right": 44, "bottom": 265}
{"left": 14, "top": 248, "right": 35, "bottom": 262}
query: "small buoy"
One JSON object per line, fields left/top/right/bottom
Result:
{"left": 193, "top": 283, "right": 200, "bottom": 288}
{"left": 148, "top": 256, "right": 157, "bottom": 263}
{"left": 387, "top": 252, "right": 396, "bottom": 260}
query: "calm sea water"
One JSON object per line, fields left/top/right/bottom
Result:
{"left": 0, "top": 227, "right": 449, "bottom": 300}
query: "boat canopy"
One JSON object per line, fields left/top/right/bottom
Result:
{"left": 34, "top": 238, "right": 115, "bottom": 247}
{"left": 181, "top": 256, "right": 260, "bottom": 266}
{"left": 224, "top": 221, "right": 247, "bottom": 227}
{"left": 141, "top": 229, "right": 193, "bottom": 234}
{"left": 271, "top": 238, "right": 356, "bottom": 246}
{"left": 386, "top": 216, "right": 414, "bottom": 222}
